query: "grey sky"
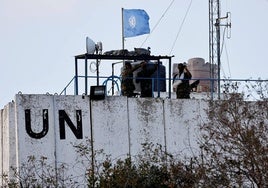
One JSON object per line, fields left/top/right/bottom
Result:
{"left": 1, "top": 0, "right": 268, "bottom": 107}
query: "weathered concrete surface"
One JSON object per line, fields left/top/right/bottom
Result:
{"left": 129, "top": 97, "right": 166, "bottom": 156}
{"left": 0, "top": 102, "right": 17, "bottom": 186}
{"left": 0, "top": 94, "right": 209, "bottom": 185}
{"left": 164, "top": 99, "right": 208, "bottom": 156}
{"left": 92, "top": 96, "right": 129, "bottom": 160}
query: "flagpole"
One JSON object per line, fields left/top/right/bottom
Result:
{"left": 121, "top": 8, "right": 125, "bottom": 66}
{"left": 121, "top": 8, "right": 125, "bottom": 51}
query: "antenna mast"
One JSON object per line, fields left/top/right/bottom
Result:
{"left": 209, "top": 0, "right": 231, "bottom": 99}
{"left": 209, "top": 0, "right": 220, "bottom": 99}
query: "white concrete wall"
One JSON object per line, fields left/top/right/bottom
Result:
{"left": 165, "top": 99, "right": 204, "bottom": 156}
{"left": 1, "top": 94, "right": 209, "bottom": 186}
{"left": 92, "top": 96, "right": 130, "bottom": 161}
{"left": 0, "top": 102, "right": 18, "bottom": 186}
{"left": 0, "top": 109, "right": 2, "bottom": 186}
{"left": 16, "top": 95, "right": 56, "bottom": 179}
{"left": 15, "top": 94, "right": 92, "bottom": 185}
{"left": 129, "top": 98, "right": 166, "bottom": 156}
{"left": 2, "top": 105, "right": 10, "bottom": 181}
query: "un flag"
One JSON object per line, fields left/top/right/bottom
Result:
{"left": 123, "top": 9, "right": 150, "bottom": 38}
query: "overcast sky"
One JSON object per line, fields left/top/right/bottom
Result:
{"left": 1, "top": 0, "right": 268, "bottom": 107}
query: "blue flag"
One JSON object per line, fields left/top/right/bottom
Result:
{"left": 123, "top": 9, "right": 150, "bottom": 38}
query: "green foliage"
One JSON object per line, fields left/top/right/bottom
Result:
{"left": 3, "top": 155, "right": 77, "bottom": 187}
{"left": 73, "top": 141, "right": 203, "bottom": 188}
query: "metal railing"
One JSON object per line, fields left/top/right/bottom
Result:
{"left": 60, "top": 75, "right": 268, "bottom": 101}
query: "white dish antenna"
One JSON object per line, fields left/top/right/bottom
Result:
{"left": 86, "top": 37, "right": 96, "bottom": 54}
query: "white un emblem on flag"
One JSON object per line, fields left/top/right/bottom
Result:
{"left": 128, "top": 16, "right": 136, "bottom": 28}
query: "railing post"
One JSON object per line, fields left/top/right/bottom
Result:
{"left": 85, "top": 57, "right": 88, "bottom": 95}
{"left": 75, "top": 57, "right": 78, "bottom": 95}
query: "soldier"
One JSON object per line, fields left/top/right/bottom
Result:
{"left": 121, "top": 61, "right": 141, "bottom": 97}
{"left": 173, "top": 63, "right": 192, "bottom": 99}
{"left": 136, "top": 61, "right": 157, "bottom": 97}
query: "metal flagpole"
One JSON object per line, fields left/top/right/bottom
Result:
{"left": 121, "top": 8, "right": 125, "bottom": 54}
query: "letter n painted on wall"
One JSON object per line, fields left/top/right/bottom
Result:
{"left": 59, "top": 110, "right": 83, "bottom": 139}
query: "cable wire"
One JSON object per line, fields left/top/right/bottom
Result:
{"left": 220, "top": 27, "right": 232, "bottom": 79}
{"left": 224, "top": 42, "right": 231, "bottom": 78}
{"left": 140, "top": 0, "right": 176, "bottom": 47}
{"left": 169, "top": 0, "right": 193, "bottom": 56}
{"left": 220, "top": 27, "right": 227, "bottom": 78}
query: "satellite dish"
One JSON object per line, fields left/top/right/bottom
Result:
{"left": 86, "top": 37, "right": 96, "bottom": 54}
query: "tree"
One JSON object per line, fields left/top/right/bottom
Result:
{"left": 73, "top": 141, "right": 203, "bottom": 187}
{"left": 3, "top": 155, "right": 76, "bottom": 187}
{"left": 198, "top": 81, "right": 268, "bottom": 187}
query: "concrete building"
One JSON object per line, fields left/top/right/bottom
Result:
{"left": 0, "top": 94, "right": 208, "bottom": 186}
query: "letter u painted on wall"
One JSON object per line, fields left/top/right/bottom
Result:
{"left": 24, "top": 109, "right": 83, "bottom": 139}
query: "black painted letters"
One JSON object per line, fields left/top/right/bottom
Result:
{"left": 25, "top": 109, "right": 49, "bottom": 139}
{"left": 25, "top": 109, "right": 83, "bottom": 140}
{"left": 59, "top": 110, "right": 83, "bottom": 139}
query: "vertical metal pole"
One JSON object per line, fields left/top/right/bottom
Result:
{"left": 216, "top": 17, "right": 221, "bottom": 100}
{"left": 89, "top": 99, "right": 95, "bottom": 187}
{"left": 209, "top": 0, "right": 220, "bottom": 100}
{"left": 121, "top": 8, "right": 126, "bottom": 66}
{"left": 157, "top": 60, "right": 160, "bottom": 98}
{"left": 209, "top": 0, "right": 214, "bottom": 100}
{"left": 122, "top": 8, "right": 125, "bottom": 52}
{"left": 75, "top": 57, "right": 78, "bottom": 95}
{"left": 96, "top": 59, "right": 100, "bottom": 86}
{"left": 85, "top": 57, "right": 88, "bottom": 95}
{"left": 168, "top": 58, "right": 171, "bottom": 98}
{"left": 215, "top": 0, "right": 221, "bottom": 100}
{"left": 112, "top": 63, "right": 115, "bottom": 95}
